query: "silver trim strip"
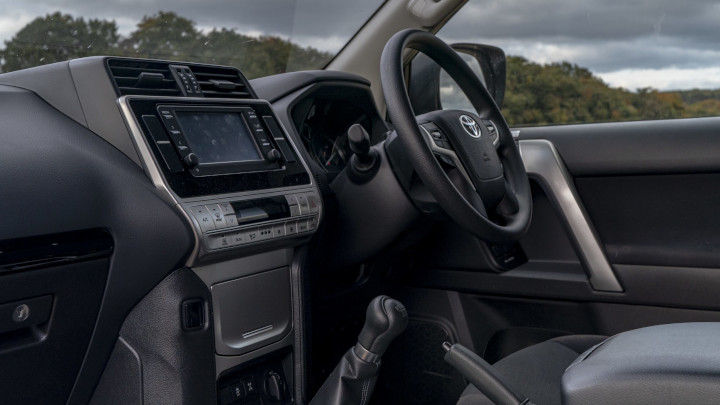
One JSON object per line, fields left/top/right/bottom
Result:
{"left": 419, "top": 126, "right": 475, "bottom": 191}
{"left": 519, "top": 139, "right": 623, "bottom": 292}
{"left": 242, "top": 325, "right": 273, "bottom": 339}
{"left": 117, "top": 95, "right": 320, "bottom": 267}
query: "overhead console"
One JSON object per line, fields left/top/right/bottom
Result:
{"left": 113, "top": 58, "right": 322, "bottom": 264}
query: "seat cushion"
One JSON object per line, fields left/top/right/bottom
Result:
{"left": 457, "top": 335, "right": 606, "bottom": 405}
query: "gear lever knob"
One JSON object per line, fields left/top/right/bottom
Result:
{"left": 357, "top": 295, "right": 409, "bottom": 357}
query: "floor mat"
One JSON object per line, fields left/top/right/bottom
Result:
{"left": 371, "top": 318, "right": 467, "bottom": 405}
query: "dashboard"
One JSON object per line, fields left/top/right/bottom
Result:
{"left": 0, "top": 56, "right": 391, "bottom": 405}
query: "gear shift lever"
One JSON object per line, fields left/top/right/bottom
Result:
{"left": 310, "top": 296, "right": 408, "bottom": 405}
{"left": 356, "top": 295, "right": 409, "bottom": 359}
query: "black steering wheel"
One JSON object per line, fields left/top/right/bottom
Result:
{"left": 381, "top": 29, "right": 531, "bottom": 243}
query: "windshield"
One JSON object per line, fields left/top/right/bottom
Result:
{"left": 439, "top": 0, "right": 720, "bottom": 126}
{"left": 0, "top": 0, "right": 385, "bottom": 78}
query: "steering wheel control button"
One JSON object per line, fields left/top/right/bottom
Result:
{"left": 190, "top": 205, "right": 216, "bottom": 232}
{"left": 459, "top": 115, "right": 482, "bottom": 138}
{"left": 482, "top": 119, "right": 500, "bottom": 145}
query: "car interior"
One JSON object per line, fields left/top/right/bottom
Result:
{"left": 2, "top": 0, "right": 720, "bottom": 404}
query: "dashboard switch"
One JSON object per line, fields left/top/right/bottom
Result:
{"left": 266, "top": 148, "right": 283, "bottom": 163}
{"left": 264, "top": 371, "right": 284, "bottom": 402}
{"left": 306, "top": 194, "right": 321, "bottom": 214}
{"left": 190, "top": 205, "right": 216, "bottom": 232}
{"left": 296, "top": 195, "right": 310, "bottom": 214}
{"left": 229, "top": 383, "right": 245, "bottom": 401}
{"left": 206, "top": 205, "right": 227, "bottom": 228}
{"left": 182, "top": 152, "right": 199, "bottom": 169}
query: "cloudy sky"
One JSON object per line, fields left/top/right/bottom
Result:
{"left": 440, "top": 0, "right": 720, "bottom": 90}
{"left": 1, "top": 0, "right": 718, "bottom": 91}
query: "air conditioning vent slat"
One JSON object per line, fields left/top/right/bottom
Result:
{"left": 108, "top": 58, "right": 182, "bottom": 97}
{"left": 117, "top": 87, "right": 181, "bottom": 95}
{"left": 190, "top": 65, "right": 254, "bottom": 99}
{"left": 107, "top": 58, "right": 254, "bottom": 99}
{"left": 201, "top": 90, "right": 252, "bottom": 98}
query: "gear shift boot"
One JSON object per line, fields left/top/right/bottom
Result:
{"left": 309, "top": 296, "right": 408, "bottom": 405}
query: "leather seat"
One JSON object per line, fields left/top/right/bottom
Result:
{"left": 457, "top": 335, "right": 606, "bottom": 405}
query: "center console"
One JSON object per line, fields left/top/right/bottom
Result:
{"left": 115, "top": 58, "right": 323, "bottom": 404}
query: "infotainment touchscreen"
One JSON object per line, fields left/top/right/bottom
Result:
{"left": 175, "top": 111, "right": 262, "bottom": 164}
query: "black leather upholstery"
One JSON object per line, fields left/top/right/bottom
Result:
{"left": 457, "top": 335, "right": 605, "bottom": 405}
{"left": 562, "top": 323, "right": 720, "bottom": 405}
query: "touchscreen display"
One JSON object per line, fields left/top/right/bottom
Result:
{"left": 175, "top": 111, "right": 262, "bottom": 164}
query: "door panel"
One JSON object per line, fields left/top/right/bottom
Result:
{"left": 414, "top": 116, "right": 720, "bottom": 356}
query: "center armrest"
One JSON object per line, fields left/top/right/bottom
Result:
{"left": 562, "top": 322, "right": 720, "bottom": 405}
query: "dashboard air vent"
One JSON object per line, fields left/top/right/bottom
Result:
{"left": 107, "top": 59, "right": 182, "bottom": 96}
{"left": 189, "top": 65, "right": 254, "bottom": 99}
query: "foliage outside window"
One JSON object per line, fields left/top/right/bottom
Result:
{"left": 439, "top": 1, "right": 720, "bottom": 127}
{"left": 0, "top": 10, "right": 341, "bottom": 79}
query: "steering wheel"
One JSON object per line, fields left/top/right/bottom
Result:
{"left": 381, "top": 29, "right": 531, "bottom": 243}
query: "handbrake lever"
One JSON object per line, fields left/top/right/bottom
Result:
{"left": 442, "top": 342, "right": 534, "bottom": 405}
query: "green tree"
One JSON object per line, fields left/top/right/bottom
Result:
{"left": 1, "top": 12, "right": 119, "bottom": 72}
{"left": 120, "top": 11, "right": 201, "bottom": 60}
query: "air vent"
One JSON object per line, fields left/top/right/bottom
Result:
{"left": 189, "top": 65, "right": 254, "bottom": 99}
{"left": 107, "top": 59, "right": 182, "bottom": 96}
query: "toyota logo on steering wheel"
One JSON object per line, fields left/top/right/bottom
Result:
{"left": 459, "top": 115, "right": 482, "bottom": 138}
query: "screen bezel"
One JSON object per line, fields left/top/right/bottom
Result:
{"left": 157, "top": 104, "right": 282, "bottom": 177}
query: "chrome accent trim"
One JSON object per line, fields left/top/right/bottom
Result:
{"left": 519, "top": 139, "right": 623, "bottom": 292}
{"left": 117, "top": 95, "right": 320, "bottom": 267}
{"left": 353, "top": 343, "right": 381, "bottom": 364}
{"left": 419, "top": 125, "right": 475, "bottom": 191}
{"left": 242, "top": 325, "right": 273, "bottom": 339}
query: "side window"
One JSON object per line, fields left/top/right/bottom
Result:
{"left": 438, "top": 1, "right": 720, "bottom": 126}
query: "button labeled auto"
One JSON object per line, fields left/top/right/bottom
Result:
{"left": 230, "top": 231, "right": 246, "bottom": 245}
{"left": 297, "top": 220, "right": 309, "bottom": 233}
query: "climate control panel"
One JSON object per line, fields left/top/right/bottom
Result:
{"left": 182, "top": 189, "right": 321, "bottom": 256}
